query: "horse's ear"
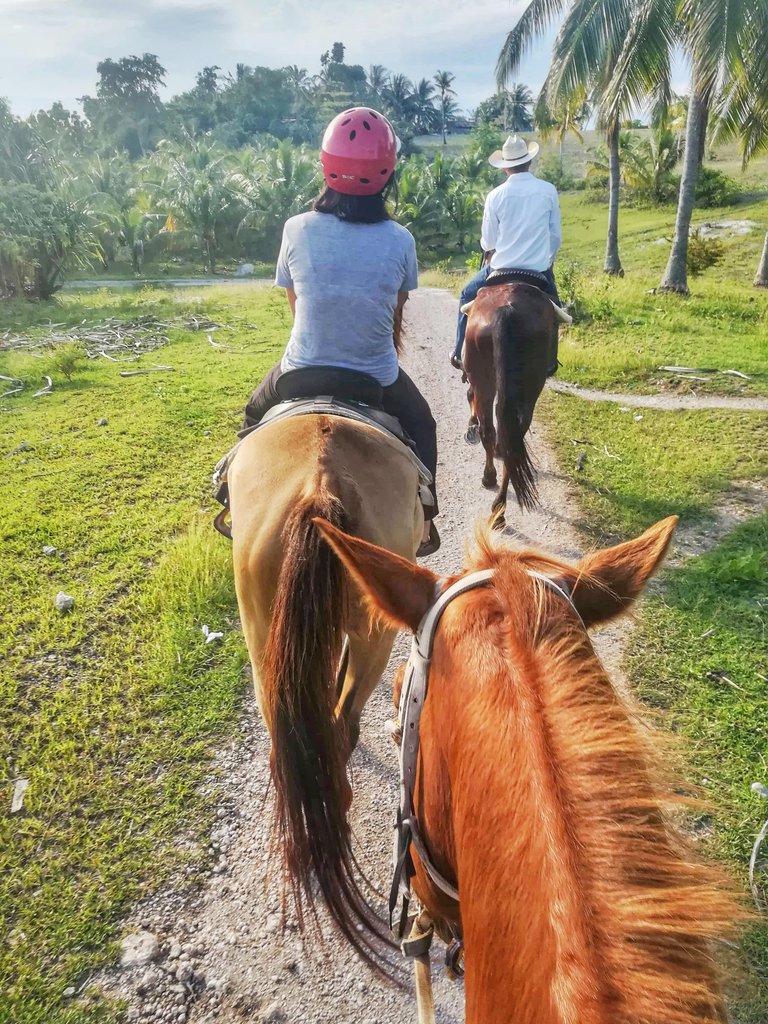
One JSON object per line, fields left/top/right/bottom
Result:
{"left": 313, "top": 519, "right": 439, "bottom": 632}
{"left": 563, "top": 516, "right": 678, "bottom": 627}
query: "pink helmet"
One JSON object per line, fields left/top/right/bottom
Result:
{"left": 320, "top": 108, "right": 399, "bottom": 196}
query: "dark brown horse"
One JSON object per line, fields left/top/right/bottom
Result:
{"left": 462, "top": 281, "right": 557, "bottom": 523}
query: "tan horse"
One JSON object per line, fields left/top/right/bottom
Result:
{"left": 228, "top": 412, "right": 423, "bottom": 955}
{"left": 316, "top": 516, "right": 742, "bottom": 1023}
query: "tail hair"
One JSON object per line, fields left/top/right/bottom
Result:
{"left": 263, "top": 493, "right": 390, "bottom": 965}
{"left": 492, "top": 304, "right": 539, "bottom": 510}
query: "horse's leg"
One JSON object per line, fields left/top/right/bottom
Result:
{"left": 491, "top": 465, "right": 510, "bottom": 529}
{"left": 477, "top": 394, "right": 497, "bottom": 489}
{"left": 335, "top": 624, "right": 396, "bottom": 751}
{"left": 464, "top": 383, "right": 480, "bottom": 446}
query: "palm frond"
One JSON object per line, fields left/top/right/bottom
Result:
{"left": 496, "top": 0, "right": 569, "bottom": 87}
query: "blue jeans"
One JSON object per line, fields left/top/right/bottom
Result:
{"left": 454, "top": 265, "right": 491, "bottom": 360}
{"left": 454, "top": 266, "right": 561, "bottom": 360}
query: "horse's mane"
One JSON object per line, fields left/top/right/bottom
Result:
{"left": 450, "top": 529, "right": 743, "bottom": 1024}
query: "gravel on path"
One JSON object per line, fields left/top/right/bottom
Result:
{"left": 97, "top": 287, "right": 630, "bottom": 1024}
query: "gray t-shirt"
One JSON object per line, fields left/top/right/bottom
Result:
{"left": 275, "top": 211, "right": 418, "bottom": 386}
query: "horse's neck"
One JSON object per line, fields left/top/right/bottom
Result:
{"left": 447, "top": 642, "right": 610, "bottom": 1024}
{"left": 438, "top": 613, "right": 729, "bottom": 1024}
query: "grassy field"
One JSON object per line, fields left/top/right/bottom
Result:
{"left": 0, "top": 285, "right": 283, "bottom": 1023}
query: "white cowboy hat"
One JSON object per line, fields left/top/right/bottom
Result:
{"left": 488, "top": 134, "right": 540, "bottom": 168}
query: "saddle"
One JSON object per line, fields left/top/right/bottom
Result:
{"left": 483, "top": 267, "right": 551, "bottom": 290}
{"left": 460, "top": 268, "right": 573, "bottom": 326}
{"left": 212, "top": 367, "right": 434, "bottom": 539}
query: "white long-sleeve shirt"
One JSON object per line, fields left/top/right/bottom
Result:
{"left": 480, "top": 172, "right": 562, "bottom": 272}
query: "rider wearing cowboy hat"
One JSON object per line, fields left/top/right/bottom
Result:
{"left": 452, "top": 134, "right": 562, "bottom": 370}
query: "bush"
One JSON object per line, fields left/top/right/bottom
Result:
{"left": 465, "top": 251, "right": 482, "bottom": 272}
{"left": 556, "top": 260, "right": 588, "bottom": 321}
{"left": 537, "top": 154, "right": 583, "bottom": 191}
{"left": 48, "top": 342, "right": 88, "bottom": 381}
{"left": 686, "top": 229, "right": 725, "bottom": 276}
{"left": 694, "top": 167, "right": 739, "bottom": 208}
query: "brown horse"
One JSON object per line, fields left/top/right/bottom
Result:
{"left": 463, "top": 282, "right": 557, "bottom": 522}
{"left": 228, "top": 413, "right": 423, "bottom": 955}
{"left": 316, "top": 516, "right": 741, "bottom": 1024}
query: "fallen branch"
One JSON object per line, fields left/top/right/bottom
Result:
{"left": 119, "top": 362, "right": 177, "bottom": 374}
{"left": 32, "top": 376, "right": 53, "bottom": 397}
{"left": 207, "top": 332, "right": 247, "bottom": 353}
{"left": 658, "top": 365, "right": 752, "bottom": 380}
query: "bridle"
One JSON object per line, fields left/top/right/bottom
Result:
{"left": 388, "top": 565, "right": 583, "bottom": 978}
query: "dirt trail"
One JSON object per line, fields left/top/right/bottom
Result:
{"left": 99, "top": 288, "right": 630, "bottom": 1024}
{"left": 548, "top": 379, "right": 768, "bottom": 412}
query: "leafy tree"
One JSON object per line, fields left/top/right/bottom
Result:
{"left": 80, "top": 54, "right": 167, "bottom": 158}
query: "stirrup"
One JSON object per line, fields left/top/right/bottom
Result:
{"left": 416, "top": 521, "right": 441, "bottom": 558}
{"left": 213, "top": 507, "right": 233, "bottom": 541}
{"left": 450, "top": 353, "right": 463, "bottom": 371}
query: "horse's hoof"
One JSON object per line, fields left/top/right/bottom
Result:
{"left": 465, "top": 424, "right": 481, "bottom": 446}
{"left": 482, "top": 474, "right": 498, "bottom": 489}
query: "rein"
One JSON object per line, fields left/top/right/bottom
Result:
{"left": 389, "top": 566, "right": 583, "bottom": 979}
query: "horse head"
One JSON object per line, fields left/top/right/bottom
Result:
{"left": 317, "top": 515, "right": 742, "bottom": 1024}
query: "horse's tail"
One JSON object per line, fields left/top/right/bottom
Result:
{"left": 491, "top": 303, "right": 539, "bottom": 510}
{"left": 262, "top": 490, "right": 384, "bottom": 961}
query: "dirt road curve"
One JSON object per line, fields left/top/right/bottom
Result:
{"left": 100, "top": 287, "right": 627, "bottom": 1024}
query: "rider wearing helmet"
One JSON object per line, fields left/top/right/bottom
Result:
{"left": 243, "top": 108, "right": 439, "bottom": 556}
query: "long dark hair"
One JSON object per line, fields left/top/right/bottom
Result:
{"left": 313, "top": 181, "right": 393, "bottom": 224}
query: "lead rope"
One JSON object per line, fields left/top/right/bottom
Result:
{"left": 403, "top": 912, "right": 436, "bottom": 1024}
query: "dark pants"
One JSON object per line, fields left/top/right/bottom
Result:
{"left": 454, "top": 265, "right": 561, "bottom": 360}
{"left": 244, "top": 364, "right": 439, "bottom": 516}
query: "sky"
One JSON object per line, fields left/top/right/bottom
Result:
{"left": 0, "top": 0, "right": 558, "bottom": 118}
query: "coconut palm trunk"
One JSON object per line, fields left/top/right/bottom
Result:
{"left": 659, "top": 76, "right": 709, "bottom": 294}
{"left": 604, "top": 120, "right": 623, "bottom": 275}
{"left": 754, "top": 233, "right": 768, "bottom": 288}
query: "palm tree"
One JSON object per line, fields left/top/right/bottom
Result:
{"left": 411, "top": 78, "right": 438, "bottom": 135}
{"left": 652, "top": 0, "right": 768, "bottom": 292}
{"left": 434, "top": 70, "right": 456, "bottom": 145}
{"left": 367, "top": 65, "right": 389, "bottom": 99}
{"left": 498, "top": 0, "right": 663, "bottom": 276}
{"left": 148, "top": 138, "right": 236, "bottom": 272}
{"left": 504, "top": 83, "right": 534, "bottom": 131}
{"left": 230, "top": 140, "right": 320, "bottom": 257}
{"left": 385, "top": 74, "right": 414, "bottom": 120}
{"left": 754, "top": 234, "right": 768, "bottom": 288}
{"left": 711, "top": 23, "right": 768, "bottom": 287}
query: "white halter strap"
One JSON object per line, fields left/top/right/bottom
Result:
{"left": 390, "top": 565, "right": 582, "bottom": 936}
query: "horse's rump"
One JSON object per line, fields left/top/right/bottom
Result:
{"left": 229, "top": 415, "right": 422, "bottom": 964}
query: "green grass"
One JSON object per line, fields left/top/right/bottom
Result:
{"left": 0, "top": 285, "right": 286, "bottom": 1023}
{"left": 540, "top": 393, "right": 768, "bottom": 538}
{"left": 542, "top": 392, "right": 768, "bottom": 1020}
